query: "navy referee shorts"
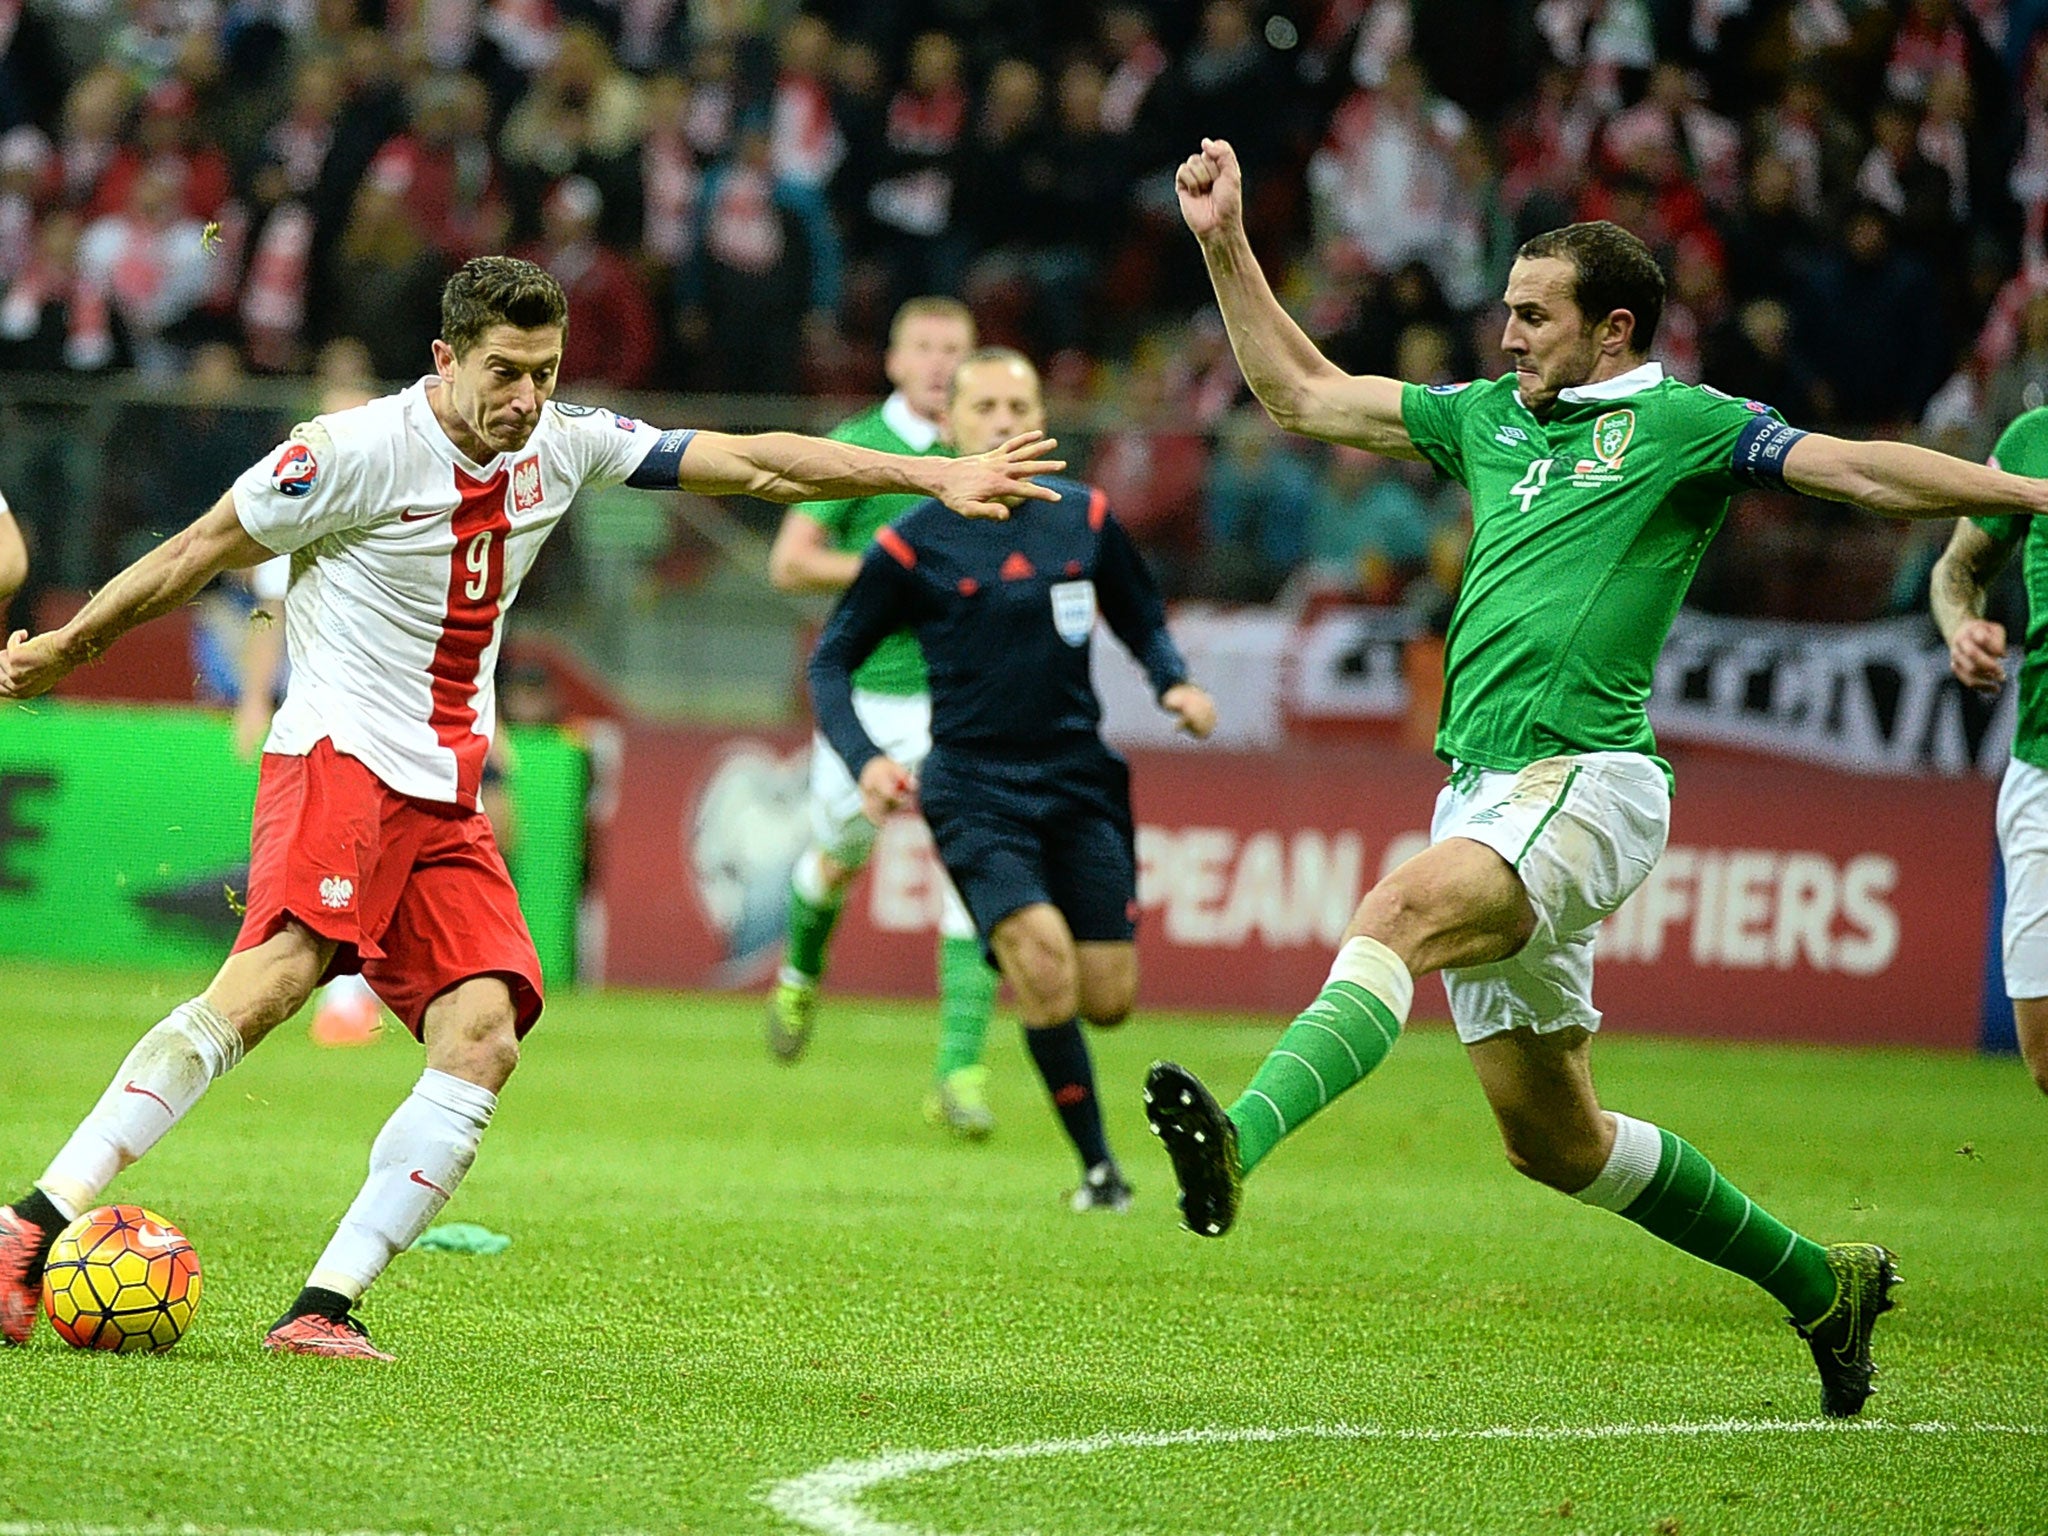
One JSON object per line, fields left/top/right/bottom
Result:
{"left": 917, "top": 744, "right": 1138, "bottom": 953}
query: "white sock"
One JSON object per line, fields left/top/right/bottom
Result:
{"left": 306, "top": 1068, "right": 497, "bottom": 1302}
{"left": 1572, "top": 1112, "right": 1665, "bottom": 1212}
{"left": 1328, "top": 935, "right": 1415, "bottom": 1025}
{"left": 38, "top": 1000, "right": 244, "bottom": 1220}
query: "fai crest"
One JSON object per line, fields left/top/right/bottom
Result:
{"left": 1591, "top": 409, "right": 1635, "bottom": 469}
{"left": 1049, "top": 579, "right": 1096, "bottom": 646}
{"left": 511, "top": 457, "right": 543, "bottom": 513}
{"left": 319, "top": 875, "right": 355, "bottom": 910}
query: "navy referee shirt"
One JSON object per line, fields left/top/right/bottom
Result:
{"left": 808, "top": 473, "right": 1190, "bottom": 776}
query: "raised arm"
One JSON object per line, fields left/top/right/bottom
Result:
{"left": 1177, "top": 138, "right": 1421, "bottom": 459}
{"left": 679, "top": 429, "right": 1064, "bottom": 521}
{"left": 0, "top": 510, "right": 24, "bottom": 608}
{"left": 1782, "top": 433, "right": 2048, "bottom": 521}
{"left": 1930, "top": 515, "right": 2024, "bottom": 693}
{"left": 0, "top": 492, "right": 277, "bottom": 699}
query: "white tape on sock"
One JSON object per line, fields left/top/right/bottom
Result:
{"left": 1573, "top": 1112, "right": 1665, "bottom": 1212}
{"left": 1325, "top": 935, "right": 1415, "bottom": 1025}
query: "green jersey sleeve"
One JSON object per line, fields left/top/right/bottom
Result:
{"left": 1978, "top": 408, "right": 2048, "bottom": 541}
{"left": 1664, "top": 385, "right": 1807, "bottom": 497}
{"left": 1400, "top": 381, "right": 1487, "bottom": 486}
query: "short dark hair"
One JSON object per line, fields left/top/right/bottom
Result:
{"left": 948, "top": 345, "right": 1038, "bottom": 403}
{"left": 1515, "top": 221, "right": 1666, "bottom": 353}
{"left": 440, "top": 256, "right": 568, "bottom": 357}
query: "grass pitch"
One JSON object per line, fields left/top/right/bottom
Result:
{"left": 0, "top": 960, "right": 2043, "bottom": 1536}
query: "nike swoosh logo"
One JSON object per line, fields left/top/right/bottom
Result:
{"left": 397, "top": 507, "right": 437, "bottom": 522}
{"left": 408, "top": 1169, "right": 451, "bottom": 1198}
{"left": 123, "top": 1082, "right": 172, "bottom": 1114}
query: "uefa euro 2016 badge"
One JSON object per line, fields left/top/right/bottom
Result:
{"left": 1572, "top": 408, "right": 1634, "bottom": 487}
{"left": 1050, "top": 579, "right": 1096, "bottom": 646}
{"left": 270, "top": 442, "right": 318, "bottom": 497}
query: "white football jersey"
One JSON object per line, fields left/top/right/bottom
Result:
{"left": 233, "top": 379, "right": 688, "bottom": 807}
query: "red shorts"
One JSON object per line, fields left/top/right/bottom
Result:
{"left": 233, "top": 739, "right": 544, "bottom": 1037}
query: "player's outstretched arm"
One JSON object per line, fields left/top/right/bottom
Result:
{"left": 1930, "top": 516, "right": 2023, "bottom": 694}
{"left": 1782, "top": 433, "right": 2048, "bottom": 521}
{"left": 1177, "top": 138, "right": 1422, "bottom": 459}
{"left": 678, "top": 429, "right": 1064, "bottom": 520}
{"left": 0, "top": 493, "right": 277, "bottom": 700}
{"left": 0, "top": 511, "right": 25, "bottom": 607}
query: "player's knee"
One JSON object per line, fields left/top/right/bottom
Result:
{"left": 424, "top": 985, "right": 522, "bottom": 1089}
{"left": 1081, "top": 974, "right": 1136, "bottom": 1028}
{"left": 1352, "top": 877, "right": 1434, "bottom": 957}
{"left": 1004, "top": 945, "right": 1077, "bottom": 1022}
{"left": 209, "top": 936, "right": 325, "bottom": 1039}
{"left": 1495, "top": 1119, "right": 1600, "bottom": 1193}
{"left": 447, "top": 1022, "right": 519, "bottom": 1091}
{"left": 1086, "top": 1000, "right": 1132, "bottom": 1029}
{"left": 1016, "top": 962, "right": 1078, "bottom": 1023}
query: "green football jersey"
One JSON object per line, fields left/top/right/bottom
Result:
{"left": 797, "top": 398, "right": 951, "bottom": 696}
{"left": 1973, "top": 407, "right": 2048, "bottom": 769}
{"left": 1402, "top": 362, "right": 1794, "bottom": 778}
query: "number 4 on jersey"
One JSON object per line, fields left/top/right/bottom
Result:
{"left": 1510, "top": 457, "right": 1554, "bottom": 513}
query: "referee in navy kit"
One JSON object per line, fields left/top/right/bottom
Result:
{"left": 808, "top": 347, "right": 1217, "bottom": 1213}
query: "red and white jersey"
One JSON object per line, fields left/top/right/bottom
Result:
{"left": 233, "top": 379, "right": 685, "bottom": 807}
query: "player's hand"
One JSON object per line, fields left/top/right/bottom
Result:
{"left": 935, "top": 432, "right": 1066, "bottom": 520}
{"left": 1949, "top": 617, "right": 2008, "bottom": 695}
{"left": 1161, "top": 682, "right": 1218, "bottom": 739}
{"left": 0, "top": 629, "right": 76, "bottom": 700}
{"left": 857, "top": 756, "right": 914, "bottom": 826}
{"left": 1176, "top": 138, "right": 1244, "bottom": 243}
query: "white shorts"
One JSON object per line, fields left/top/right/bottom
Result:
{"left": 1996, "top": 756, "right": 2048, "bottom": 998}
{"left": 811, "top": 689, "right": 973, "bottom": 940}
{"left": 1432, "top": 752, "right": 1671, "bottom": 1044}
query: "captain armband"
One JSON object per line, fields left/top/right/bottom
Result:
{"left": 625, "top": 429, "right": 699, "bottom": 489}
{"left": 1729, "top": 416, "right": 1809, "bottom": 490}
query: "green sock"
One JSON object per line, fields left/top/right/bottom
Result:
{"left": 1587, "top": 1116, "right": 1837, "bottom": 1325}
{"left": 783, "top": 882, "right": 842, "bottom": 982}
{"left": 1226, "top": 978, "right": 1402, "bottom": 1176}
{"left": 934, "top": 935, "right": 996, "bottom": 1078}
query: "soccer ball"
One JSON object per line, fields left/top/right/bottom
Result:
{"left": 41, "top": 1205, "right": 202, "bottom": 1353}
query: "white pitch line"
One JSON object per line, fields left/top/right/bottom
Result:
{"left": 0, "top": 1527, "right": 444, "bottom": 1536}
{"left": 0, "top": 1526, "right": 655, "bottom": 1536}
{"left": 759, "top": 1418, "right": 2048, "bottom": 1536}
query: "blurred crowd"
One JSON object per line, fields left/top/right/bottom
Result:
{"left": 4, "top": 0, "right": 2048, "bottom": 619}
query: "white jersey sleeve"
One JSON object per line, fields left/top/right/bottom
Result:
{"left": 249, "top": 554, "right": 289, "bottom": 602}
{"left": 543, "top": 401, "right": 693, "bottom": 491}
{"left": 231, "top": 418, "right": 389, "bottom": 555}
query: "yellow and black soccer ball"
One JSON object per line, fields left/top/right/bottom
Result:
{"left": 41, "top": 1205, "right": 202, "bottom": 1353}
